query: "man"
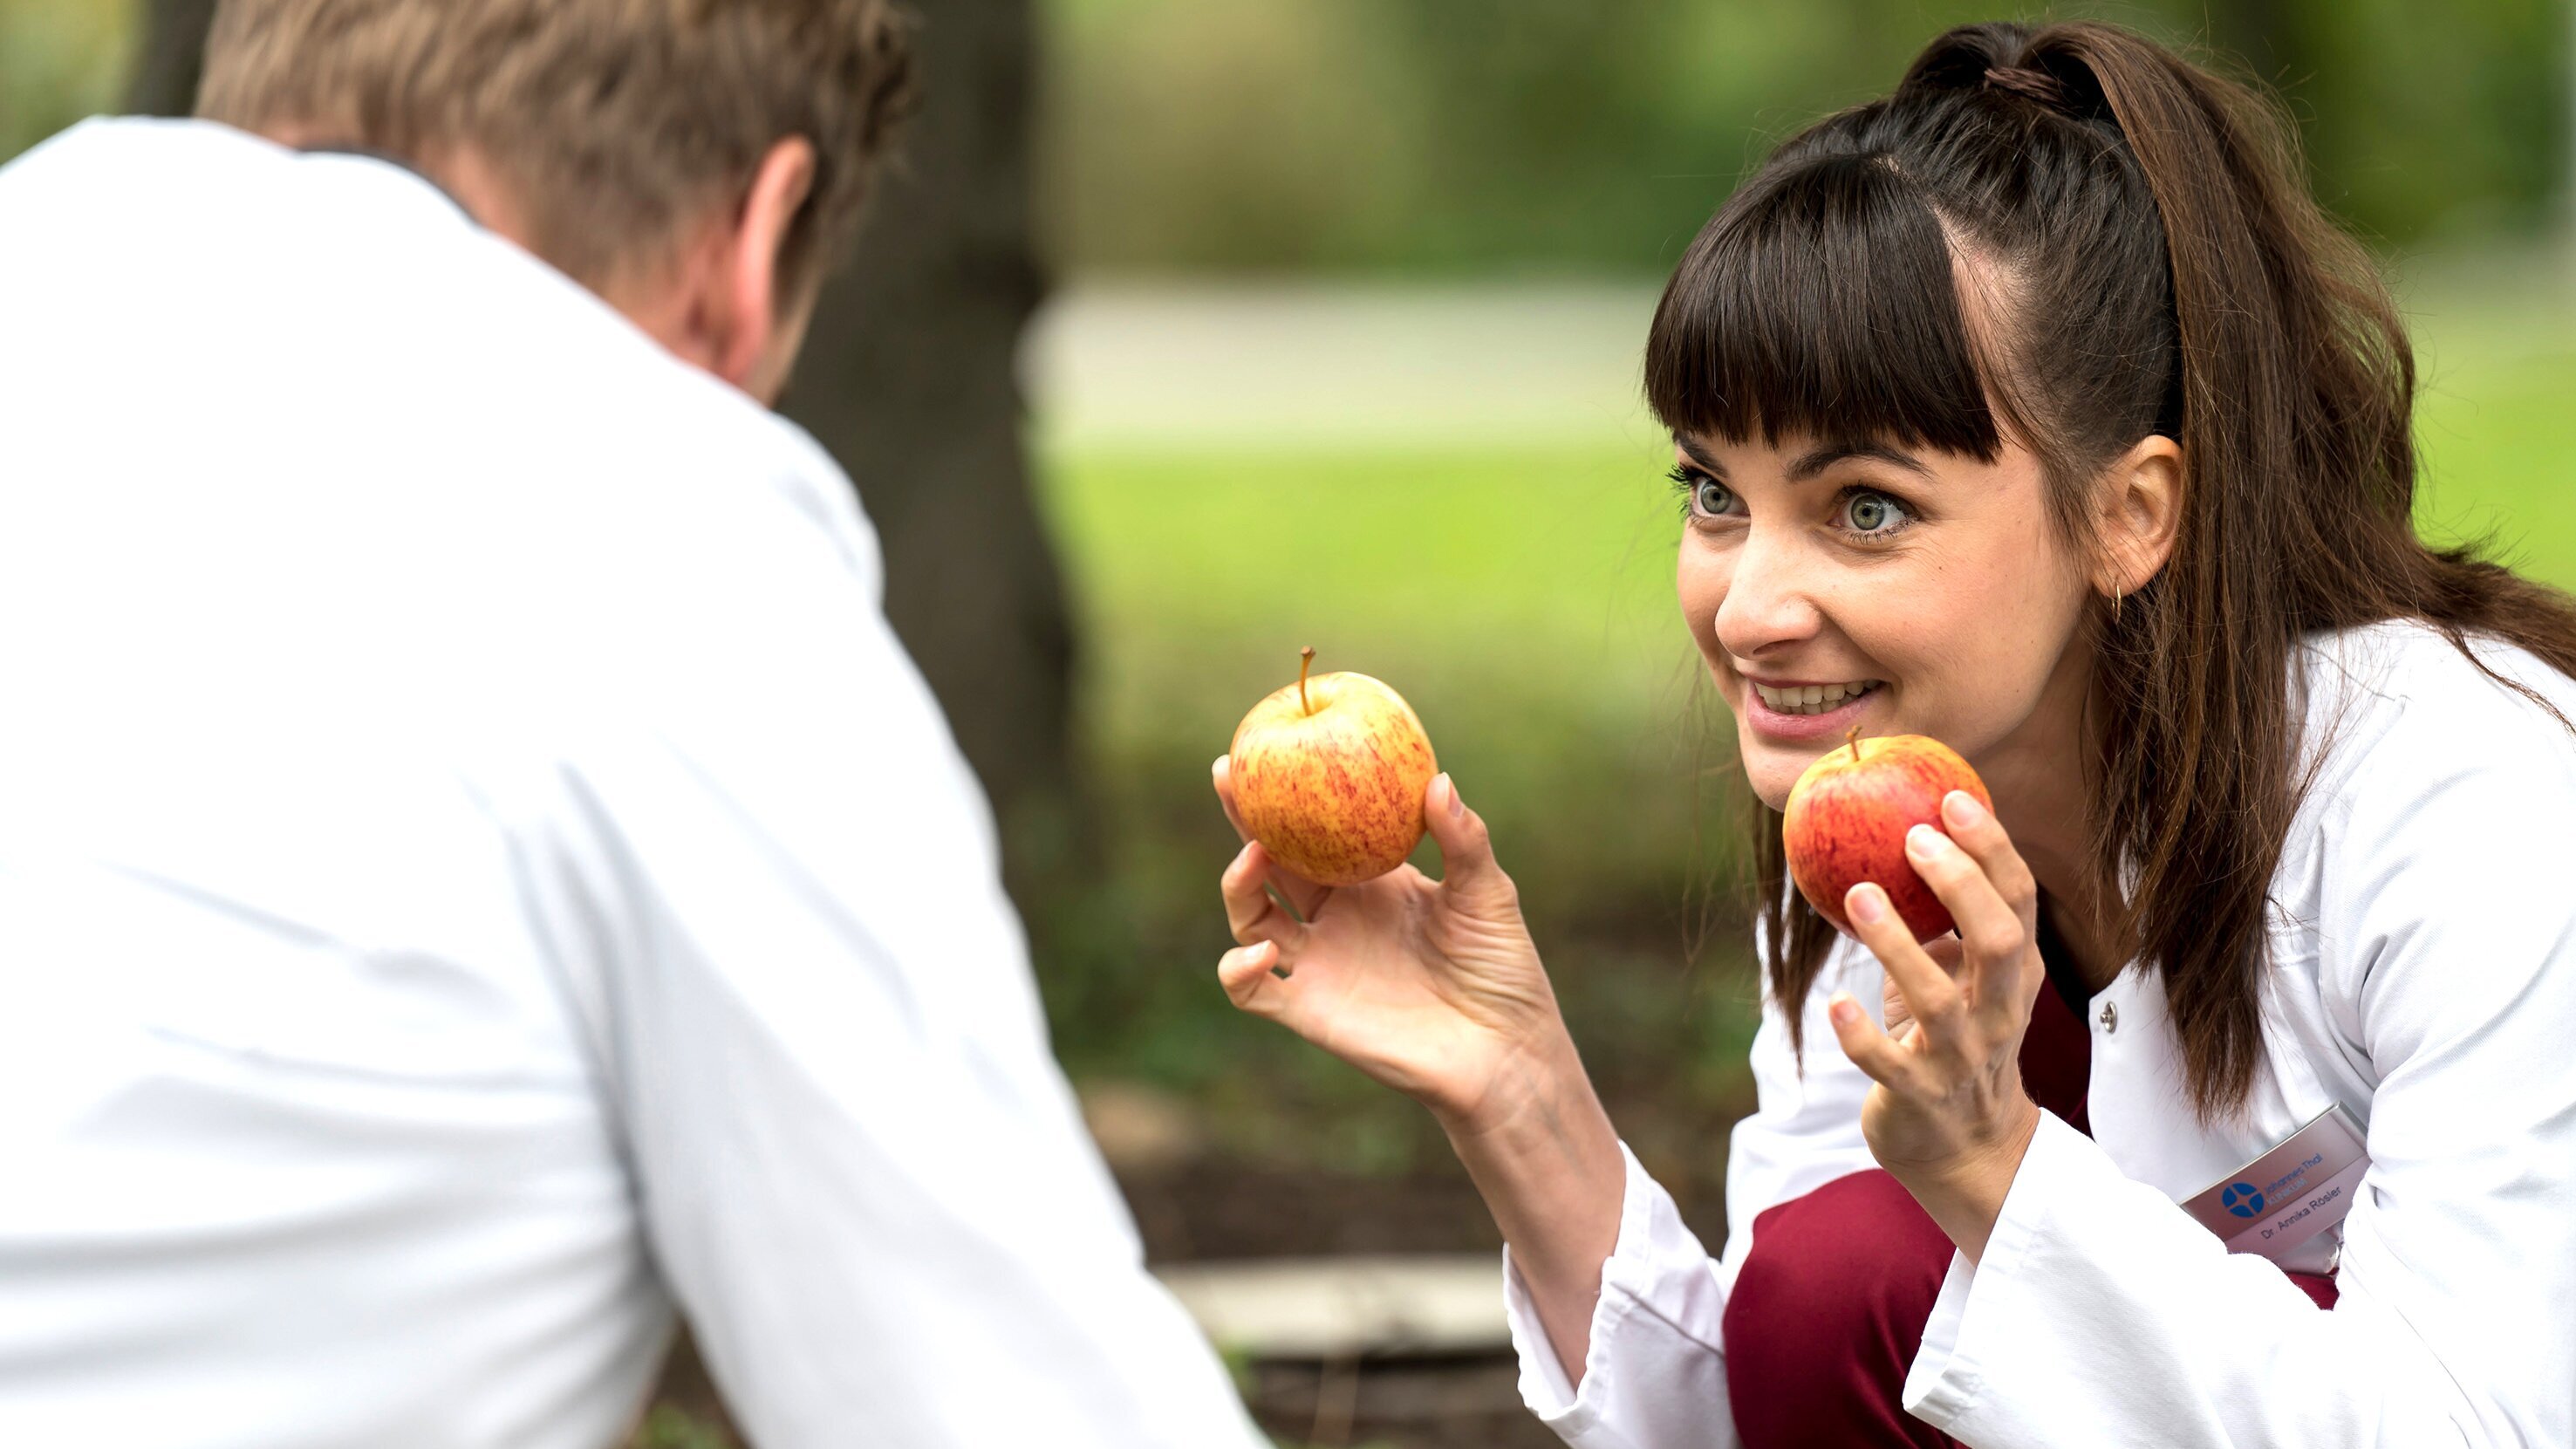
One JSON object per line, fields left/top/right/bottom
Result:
{"left": 0, "top": 2, "right": 1264, "bottom": 1445}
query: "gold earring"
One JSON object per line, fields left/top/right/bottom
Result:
{"left": 2111, "top": 586, "right": 2125, "bottom": 622}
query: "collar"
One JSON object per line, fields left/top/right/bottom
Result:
{"left": 291, "top": 142, "right": 475, "bottom": 226}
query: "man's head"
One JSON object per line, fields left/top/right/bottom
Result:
{"left": 196, "top": 0, "right": 915, "bottom": 401}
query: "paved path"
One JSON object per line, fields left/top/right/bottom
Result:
{"left": 1156, "top": 1254, "right": 1509, "bottom": 1359}
{"left": 1022, "top": 255, "right": 2576, "bottom": 453}
{"left": 1024, "top": 281, "right": 1664, "bottom": 450}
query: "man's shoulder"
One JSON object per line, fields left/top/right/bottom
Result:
{"left": 12, "top": 116, "right": 868, "bottom": 595}
{"left": 3, "top": 117, "right": 885, "bottom": 736}
{"left": 11, "top": 117, "right": 846, "bottom": 491}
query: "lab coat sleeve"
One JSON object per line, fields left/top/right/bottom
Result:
{"left": 1903, "top": 695, "right": 2576, "bottom": 1448}
{"left": 503, "top": 479, "right": 1266, "bottom": 1449}
{"left": 1502, "top": 940, "right": 1887, "bottom": 1448}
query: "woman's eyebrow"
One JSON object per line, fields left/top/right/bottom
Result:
{"left": 1787, "top": 442, "right": 1934, "bottom": 482}
{"left": 1671, "top": 436, "right": 1933, "bottom": 482}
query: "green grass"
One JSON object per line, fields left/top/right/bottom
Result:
{"left": 2410, "top": 298, "right": 2576, "bottom": 591}
{"left": 1031, "top": 270, "right": 2576, "bottom": 1165}
{"left": 1034, "top": 440, "right": 1764, "bottom": 1144}
{"left": 1042, "top": 438, "right": 1732, "bottom": 917}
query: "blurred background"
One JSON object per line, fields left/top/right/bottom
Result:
{"left": 8, "top": 1, "right": 2574, "bottom": 1444}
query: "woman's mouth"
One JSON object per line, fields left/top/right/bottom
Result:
{"left": 1743, "top": 677, "right": 1886, "bottom": 740}
{"left": 1749, "top": 679, "right": 1883, "bottom": 715}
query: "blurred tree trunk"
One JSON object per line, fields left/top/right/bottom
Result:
{"left": 126, "top": 0, "right": 221, "bottom": 115}
{"left": 777, "top": 0, "right": 1081, "bottom": 922}
{"left": 127, "top": 3, "right": 1072, "bottom": 1444}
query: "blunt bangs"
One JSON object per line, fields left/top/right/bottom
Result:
{"left": 1645, "top": 150, "right": 2005, "bottom": 461}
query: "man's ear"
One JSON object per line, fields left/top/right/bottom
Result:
{"left": 2094, "top": 434, "right": 2184, "bottom": 602}
{"left": 683, "top": 136, "right": 817, "bottom": 399}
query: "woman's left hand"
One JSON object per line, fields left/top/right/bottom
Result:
{"left": 1827, "top": 789, "right": 2047, "bottom": 1261}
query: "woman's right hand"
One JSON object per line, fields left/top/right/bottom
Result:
{"left": 1211, "top": 757, "right": 1569, "bottom": 1135}
{"left": 1216, "top": 758, "right": 1626, "bottom": 1381}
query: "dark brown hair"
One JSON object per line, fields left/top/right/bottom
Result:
{"left": 1647, "top": 19, "right": 2576, "bottom": 1119}
{"left": 196, "top": 0, "right": 917, "bottom": 293}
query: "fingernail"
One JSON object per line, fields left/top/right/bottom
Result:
{"left": 1442, "top": 773, "right": 1466, "bottom": 819}
{"left": 1907, "top": 824, "right": 1953, "bottom": 858}
{"left": 1943, "top": 790, "right": 1987, "bottom": 828}
{"left": 1829, "top": 993, "right": 1860, "bottom": 1026}
{"left": 1848, "top": 883, "right": 1888, "bottom": 926}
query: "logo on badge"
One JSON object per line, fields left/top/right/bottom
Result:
{"left": 2221, "top": 1181, "right": 2265, "bottom": 1218}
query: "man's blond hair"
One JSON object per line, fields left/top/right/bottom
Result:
{"left": 197, "top": 0, "right": 915, "bottom": 292}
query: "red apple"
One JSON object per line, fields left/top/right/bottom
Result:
{"left": 1229, "top": 647, "right": 1438, "bottom": 886}
{"left": 1782, "top": 728, "right": 1992, "bottom": 940}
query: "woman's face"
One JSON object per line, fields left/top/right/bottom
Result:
{"left": 1673, "top": 429, "right": 2098, "bottom": 813}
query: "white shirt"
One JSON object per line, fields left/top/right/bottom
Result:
{"left": 0, "top": 119, "right": 1264, "bottom": 1449}
{"left": 1505, "top": 619, "right": 2576, "bottom": 1447}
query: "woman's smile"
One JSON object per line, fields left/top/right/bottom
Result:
{"left": 1740, "top": 675, "right": 1887, "bottom": 741}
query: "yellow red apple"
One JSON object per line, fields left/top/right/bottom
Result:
{"left": 1782, "top": 728, "right": 1992, "bottom": 940}
{"left": 1229, "top": 648, "right": 1438, "bottom": 886}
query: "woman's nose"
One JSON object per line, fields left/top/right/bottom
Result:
{"left": 1712, "top": 532, "right": 1824, "bottom": 658}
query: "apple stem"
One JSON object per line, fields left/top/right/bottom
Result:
{"left": 1845, "top": 724, "right": 1862, "bottom": 764}
{"left": 1299, "top": 646, "right": 1315, "bottom": 716}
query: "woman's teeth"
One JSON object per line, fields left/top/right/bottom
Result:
{"left": 1752, "top": 680, "right": 1882, "bottom": 715}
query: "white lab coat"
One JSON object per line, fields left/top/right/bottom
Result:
{"left": 1505, "top": 619, "right": 2576, "bottom": 1447}
{"left": 0, "top": 119, "right": 1265, "bottom": 1449}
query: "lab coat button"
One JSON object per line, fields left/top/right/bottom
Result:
{"left": 2098, "top": 1001, "right": 2119, "bottom": 1034}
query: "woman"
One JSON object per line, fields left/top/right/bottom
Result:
{"left": 1210, "top": 19, "right": 2576, "bottom": 1449}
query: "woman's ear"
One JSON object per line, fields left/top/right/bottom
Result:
{"left": 2094, "top": 434, "right": 2184, "bottom": 600}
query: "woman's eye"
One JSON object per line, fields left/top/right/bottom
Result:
{"left": 1665, "top": 464, "right": 1740, "bottom": 520}
{"left": 1841, "top": 490, "right": 1910, "bottom": 536}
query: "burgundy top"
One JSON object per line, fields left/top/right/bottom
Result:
{"left": 1717, "top": 933, "right": 2336, "bottom": 1448}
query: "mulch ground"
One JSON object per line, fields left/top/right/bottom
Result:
{"left": 636, "top": 1114, "right": 1740, "bottom": 1447}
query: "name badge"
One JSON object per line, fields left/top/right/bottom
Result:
{"left": 2178, "top": 1104, "right": 2369, "bottom": 1262}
